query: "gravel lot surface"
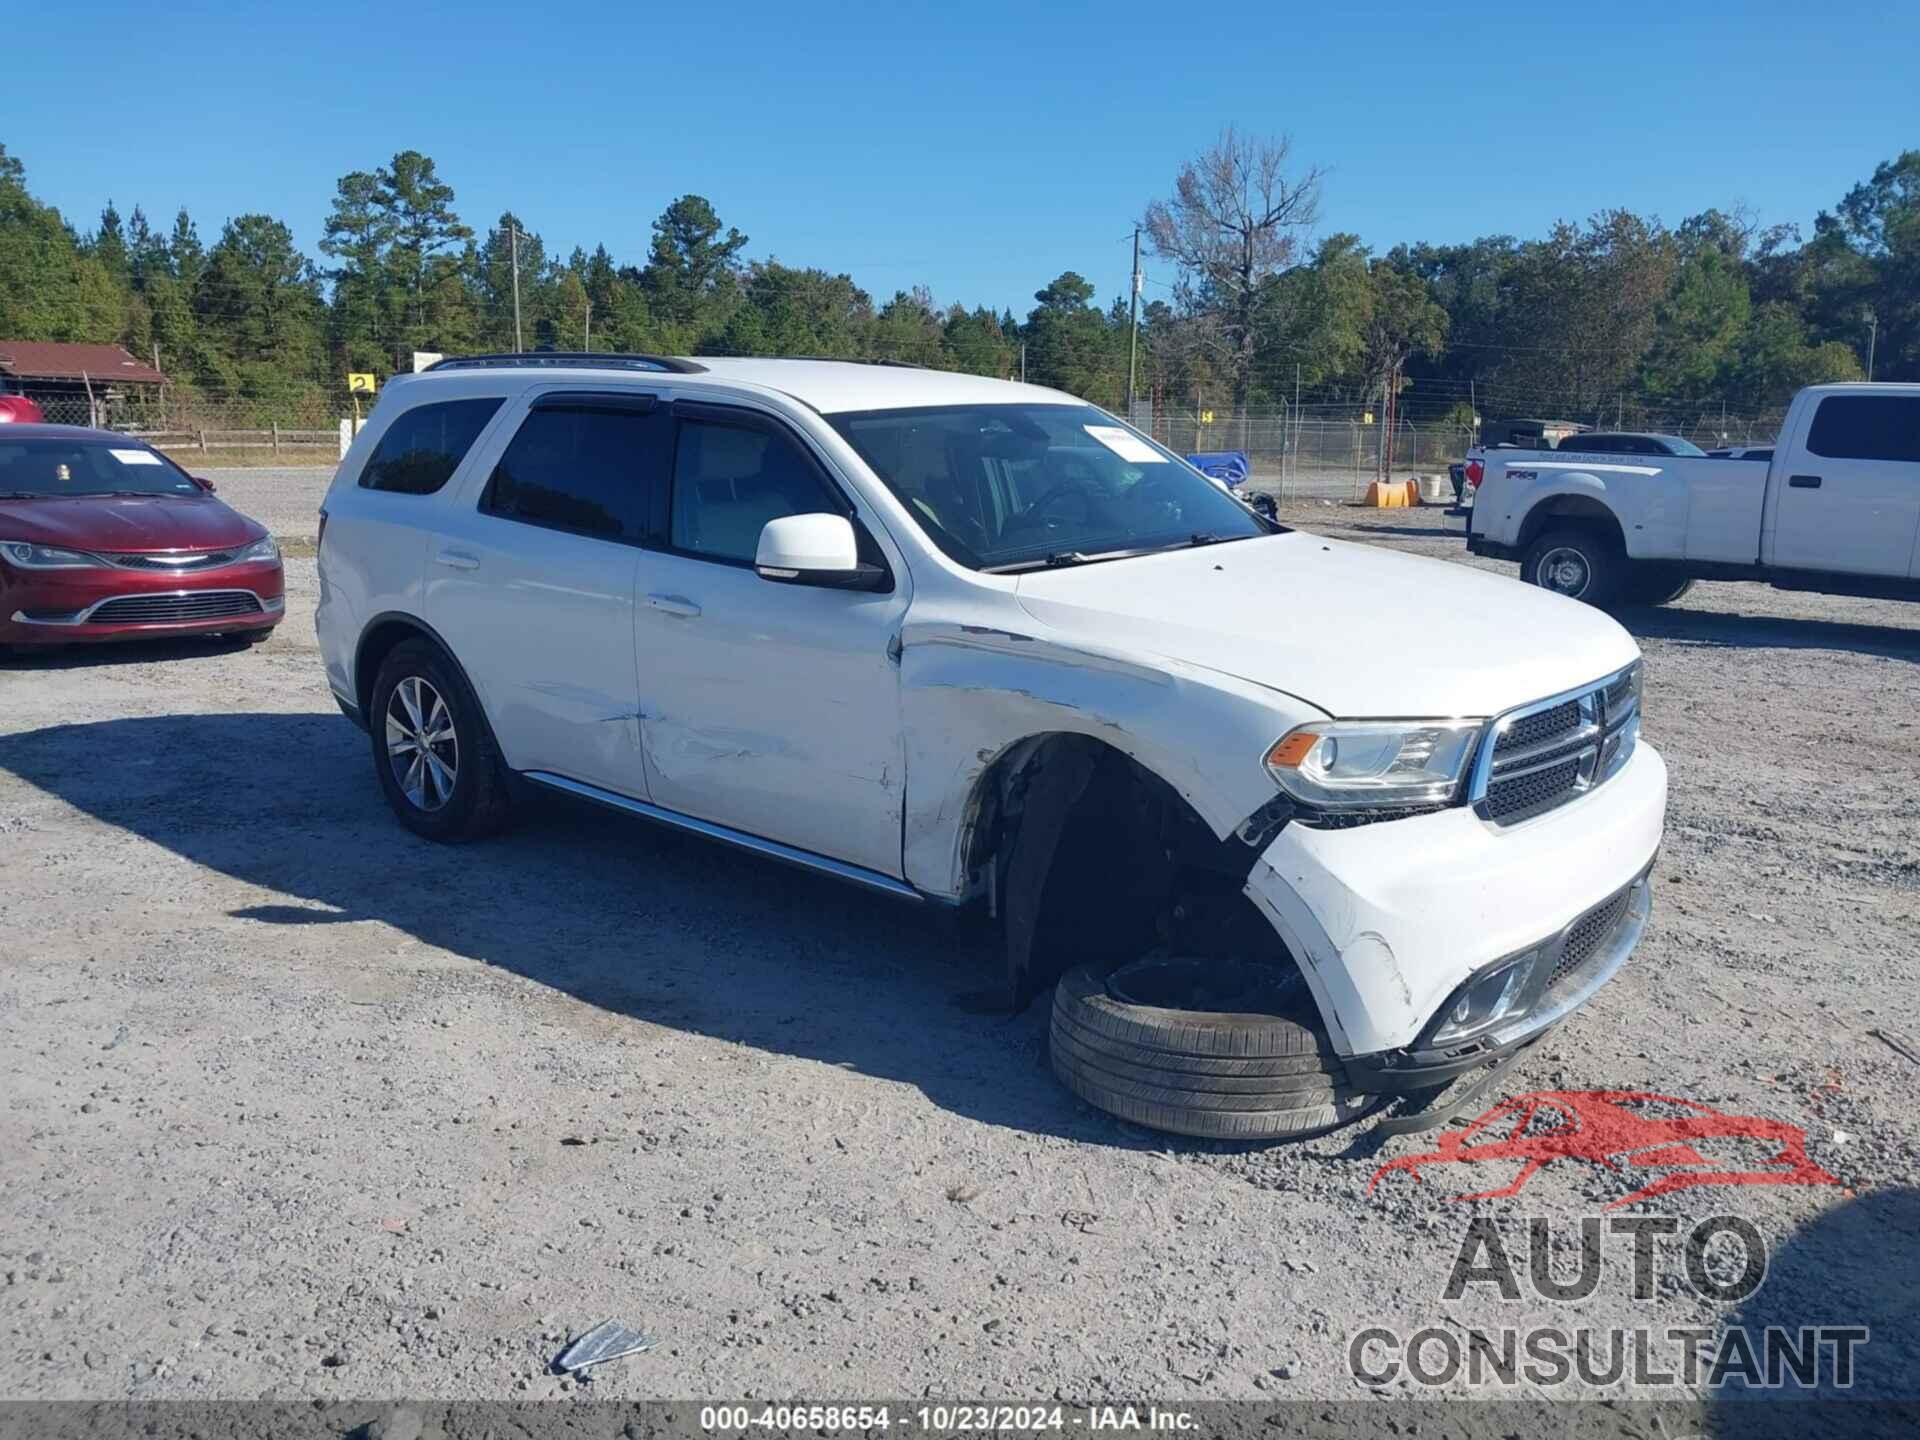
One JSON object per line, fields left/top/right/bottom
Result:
{"left": 2, "top": 472, "right": 1916, "bottom": 1406}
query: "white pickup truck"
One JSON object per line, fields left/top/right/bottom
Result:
{"left": 1467, "top": 383, "right": 1920, "bottom": 607}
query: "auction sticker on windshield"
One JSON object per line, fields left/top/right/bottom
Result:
{"left": 1083, "top": 425, "right": 1166, "bottom": 463}
{"left": 109, "top": 448, "right": 164, "bottom": 465}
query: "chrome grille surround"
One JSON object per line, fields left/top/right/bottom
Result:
{"left": 102, "top": 549, "right": 238, "bottom": 571}
{"left": 1467, "top": 661, "right": 1641, "bottom": 827}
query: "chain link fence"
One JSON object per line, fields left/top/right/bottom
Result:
{"left": 1130, "top": 401, "right": 1789, "bottom": 501}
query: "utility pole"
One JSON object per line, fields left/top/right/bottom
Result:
{"left": 507, "top": 223, "right": 525, "bottom": 353}
{"left": 1866, "top": 311, "right": 1878, "bottom": 381}
{"left": 1125, "top": 226, "right": 1141, "bottom": 417}
{"left": 1019, "top": 343, "right": 1026, "bottom": 383}
{"left": 584, "top": 294, "right": 592, "bottom": 352}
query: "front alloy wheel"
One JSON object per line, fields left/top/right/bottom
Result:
{"left": 386, "top": 675, "right": 459, "bottom": 811}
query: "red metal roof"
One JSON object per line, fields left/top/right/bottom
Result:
{"left": 0, "top": 342, "right": 167, "bottom": 385}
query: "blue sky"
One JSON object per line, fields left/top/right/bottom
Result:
{"left": 8, "top": 1, "right": 1914, "bottom": 314}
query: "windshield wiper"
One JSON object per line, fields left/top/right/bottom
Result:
{"left": 983, "top": 550, "right": 1094, "bottom": 574}
{"left": 0, "top": 491, "right": 47, "bottom": 499}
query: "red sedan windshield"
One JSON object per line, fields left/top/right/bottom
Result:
{"left": 0, "top": 437, "right": 201, "bottom": 498}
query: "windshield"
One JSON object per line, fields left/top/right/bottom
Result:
{"left": 828, "top": 403, "right": 1272, "bottom": 571}
{"left": 0, "top": 437, "right": 201, "bottom": 498}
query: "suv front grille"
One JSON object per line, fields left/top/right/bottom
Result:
{"left": 1546, "top": 885, "right": 1636, "bottom": 990}
{"left": 87, "top": 591, "right": 262, "bottom": 624}
{"left": 1472, "top": 663, "right": 1640, "bottom": 827}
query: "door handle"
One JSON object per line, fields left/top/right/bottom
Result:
{"left": 435, "top": 548, "right": 481, "bottom": 570}
{"left": 1787, "top": 474, "right": 1822, "bottom": 489}
{"left": 645, "top": 592, "right": 701, "bottom": 618}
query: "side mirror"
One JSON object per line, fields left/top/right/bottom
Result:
{"left": 1250, "top": 493, "right": 1278, "bottom": 520}
{"left": 755, "top": 513, "right": 887, "bottom": 591}
{"left": 192, "top": 475, "right": 217, "bottom": 494}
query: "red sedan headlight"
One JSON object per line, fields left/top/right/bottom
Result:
{"left": 0, "top": 540, "right": 105, "bottom": 570}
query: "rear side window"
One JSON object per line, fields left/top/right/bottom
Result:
{"left": 359, "top": 398, "right": 503, "bottom": 494}
{"left": 482, "top": 403, "right": 666, "bottom": 542}
{"left": 1806, "top": 396, "right": 1920, "bottom": 463}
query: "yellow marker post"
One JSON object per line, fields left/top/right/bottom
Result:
{"left": 347, "top": 373, "right": 376, "bottom": 427}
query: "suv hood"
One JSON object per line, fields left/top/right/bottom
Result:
{"left": 1013, "top": 531, "right": 1639, "bottom": 718}
{"left": 0, "top": 493, "right": 262, "bottom": 553}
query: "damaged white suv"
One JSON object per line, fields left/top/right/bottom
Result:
{"left": 316, "top": 355, "right": 1666, "bottom": 1138}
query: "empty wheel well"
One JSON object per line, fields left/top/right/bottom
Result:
{"left": 1516, "top": 496, "right": 1625, "bottom": 553}
{"left": 969, "top": 734, "right": 1295, "bottom": 1005}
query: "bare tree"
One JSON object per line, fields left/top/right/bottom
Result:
{"left": 1143, "top": 129, "right": 1323, "bottom": 420}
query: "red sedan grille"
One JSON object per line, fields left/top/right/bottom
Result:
{"left": 104, "top": 549, "right": 238, "bottom": 571}
{"left": 86, "top": 591, "right": 263, "bottom": 624}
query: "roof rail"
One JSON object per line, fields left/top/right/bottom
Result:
{"left": 424, "top": 352, "right": 707, "bottom": 375}
{"left": 690, "top": 354, "right": 928, "bottom": 371}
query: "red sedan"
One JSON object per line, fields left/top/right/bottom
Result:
{"left": 0, "top": 425, "right": 284, "bottom": 652}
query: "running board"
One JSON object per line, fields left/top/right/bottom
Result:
{"left": 522, "top": 771, "right": 924, "bottom": 903}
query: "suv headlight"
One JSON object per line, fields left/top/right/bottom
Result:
{"left": 1265, "top": 720, "right": 1482, "bottom": 809}
{"left": 0, "top": 540, "right": 104, "bottom": 570}
{"left": 234, "top": 534, "right": 279, "bottom": 564}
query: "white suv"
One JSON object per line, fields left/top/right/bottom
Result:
{"left": 316, "top": 354, "right": 1666, "bottom": 1139}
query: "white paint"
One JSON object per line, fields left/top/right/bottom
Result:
{"left": 318, "top": 358, "right": 1671, "bottom": 1060}
{"left": 1245, "top": 742, "right": 1667, "bottom": 1054}
{"left": 1013, "top": 534, "right": 1638, "bottom": 718}
{"left": 755, "top": 512, "right": 858, "bottom": 572}
{"left": 1474, "top": 383, "right": 1920, "bottom": 582}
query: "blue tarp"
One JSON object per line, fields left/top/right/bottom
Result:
{"left": 1185, "top": 449, "right": 1250, "bottom": 486}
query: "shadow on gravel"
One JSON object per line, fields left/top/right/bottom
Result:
{"left": 0, "top": 634, "right": 264, "bottom": 671}
{"left": 1618, "top": 606, "right": 1920, "bottom": 661}
{"left": 0, "top": 709, "right": 1194, "bottom": 1151}
{"left": 1708, "top": 1185, "right": 1920, "bottom": 1430}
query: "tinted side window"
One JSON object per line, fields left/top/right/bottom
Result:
{"left": 360, "top": 398, "right": 503, "bottom": 494}
{"left": 483, "top": 405, "right": 666, "bottom": 541}
{"left": 1806, "top": 396, "right": 1920, "bottom": 463}
{"left": 670, "top": 418, "right": 842, "bottom": 564}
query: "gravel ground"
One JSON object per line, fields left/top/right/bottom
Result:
{"left": 2, "top": 473, "right": 1916, "bottom": 1407}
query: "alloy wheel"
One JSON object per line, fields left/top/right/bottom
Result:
{"left": 385, "top": 675, "right": 459, "bottom": 811}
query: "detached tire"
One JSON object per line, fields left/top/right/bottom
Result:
{"left": 1521, "top": 527, "right": 1623, "bottom": 607}
{"left": 1049, "top": 962, "right": 1373, "bottom": 1140}
{"left": 1619, "top": 565, "right": 1694, "bottom": 607}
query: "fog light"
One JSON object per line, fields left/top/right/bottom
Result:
{"left": 1429, "top": 951, "right": 1540, "bottom": 1046}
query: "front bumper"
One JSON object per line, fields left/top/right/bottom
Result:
{"left": 1, "top": 560, "right": 284, "bottom": 645}
{"left": 1241, "top": 740, "right": 1665, "bottom": 1058}
{"left": 1345, "top": 862, "right": 1652, "bottom": 1091}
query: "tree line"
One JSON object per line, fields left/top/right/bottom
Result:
{"left": 0, "top": 133, "right": 1912, "bottom": 429}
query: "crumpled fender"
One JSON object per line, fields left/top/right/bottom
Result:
{"left": 898, "top": 614, "right": 1322, "bottom": 900}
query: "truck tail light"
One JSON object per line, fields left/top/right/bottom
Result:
{"left": 1465, "top": 460, "right": 1485, "bottom": 489}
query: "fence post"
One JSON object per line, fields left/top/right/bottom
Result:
{"left": 272, "top": 422, "right": 280, "bottom": 457}
{"left": 197, "top": 428, "right": 208, "bottom": 454}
